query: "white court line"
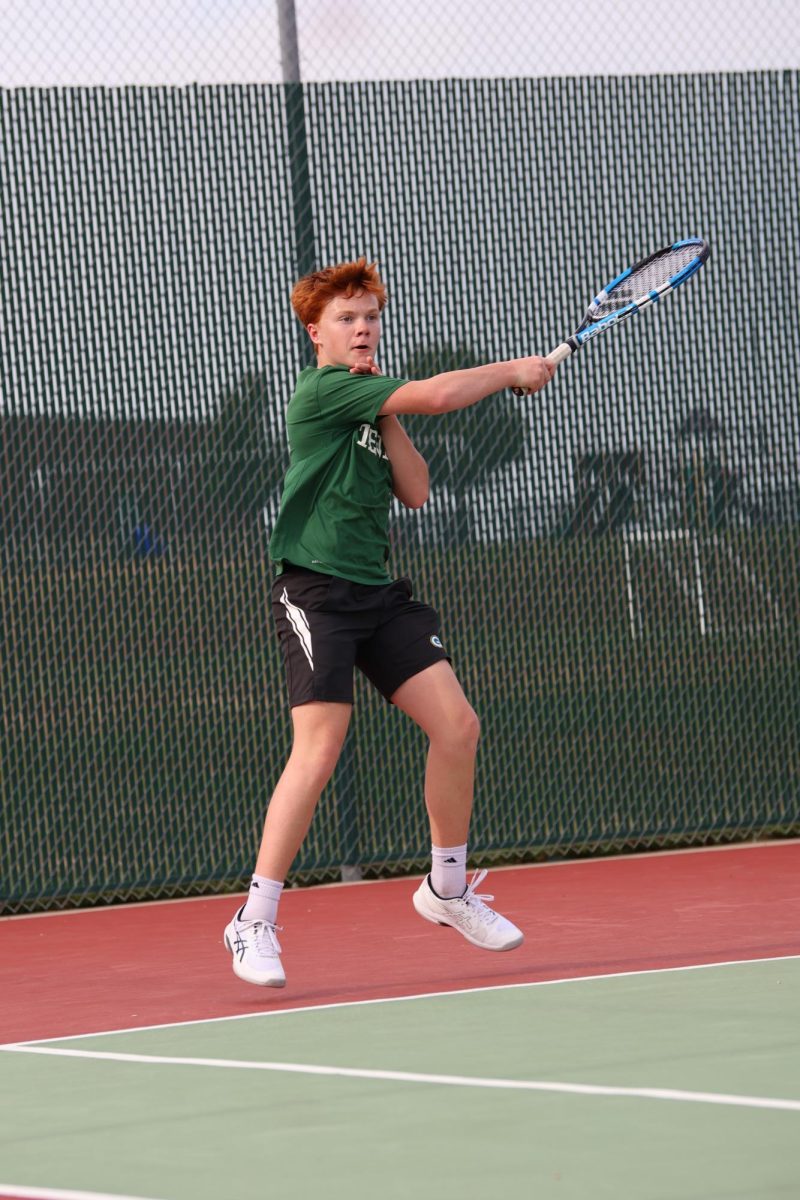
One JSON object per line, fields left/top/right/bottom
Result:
{"left": 3, "top": 1044, "right": 800, "bottom": 1114}
{"left": 0, "top": 1187, "right": 162, "bottom": 1200}
{"left": 4, "top": 839, "right": 797, "bottom": 921}
{"left": 5, "top": 952, "right": 798, "bottom": 1049}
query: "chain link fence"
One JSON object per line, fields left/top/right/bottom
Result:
{"left": 3, "top": 1, "right": 800, "bottom": 84}
{"left": 2, "top": 3, "right": 799, "bottom": 911}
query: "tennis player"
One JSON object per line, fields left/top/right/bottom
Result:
{"left": 224, "top": 258, "right": 555, "bottom": 986}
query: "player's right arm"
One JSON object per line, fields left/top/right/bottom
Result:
{"left": 378, "top": 355, "right": 555, "bottom": 417}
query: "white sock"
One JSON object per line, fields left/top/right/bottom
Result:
{"left": 430, "top": 844, "right": 468, "bottom": 899}
{"left": 241, "top": 874, "right": 283, "bottom": 925}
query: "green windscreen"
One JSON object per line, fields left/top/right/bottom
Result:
{"left": 2, "top": 75, "right": 798, "bottom": 911}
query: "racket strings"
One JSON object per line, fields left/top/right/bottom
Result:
{"left": 595, "top": 244, "right": 703, "bottom": 315}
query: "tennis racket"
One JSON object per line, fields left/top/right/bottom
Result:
{"left": 513, "top": 237, "right": 709, "bottom": 393}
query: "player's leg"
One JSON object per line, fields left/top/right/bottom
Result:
{"left": 357, "top": 580, "right": 521, "bottom": 949}
{"left": 224, "top": 701, "right": 351, "bottom": 988}
{"left": 225, "top": 566, "right": 358, "bottom": 987}
{"left": 390, "top": 660, "right": 479, "bottom": 849}
{"left": 391, "top": 661, "right": 523, "bottom": 952}
{"left": 255, "top": 700, "right": 352, "bottom": 881}
{"left": 353, "top": 578, "right": 476, "bottom": 868}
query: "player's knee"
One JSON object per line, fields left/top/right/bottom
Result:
{"left": 461, "top": 706, "right": 481, "bottom": 751}
{"left": 290, "top": 731, "right": 345, "bottom": 787}
{"left": 313, "top": 737, "right": 346, "bottom": 780}
{"left": 438, "top": 704, "right": 480, "bottom": 755}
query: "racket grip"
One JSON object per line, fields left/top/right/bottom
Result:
{"left": 546, "top": 342, "right": 573, "bottom": 367}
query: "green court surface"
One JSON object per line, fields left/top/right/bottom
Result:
{"left": 2, "top": 958, "right": 799, "bottom": 1200}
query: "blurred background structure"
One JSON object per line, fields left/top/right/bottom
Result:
{"left": 2, "top": 1, "right": 798, "bottom": 911}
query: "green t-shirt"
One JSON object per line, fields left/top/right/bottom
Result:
{"left": 269, "top": 365, "right": 408, "bottom": 585}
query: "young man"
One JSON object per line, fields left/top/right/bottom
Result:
{"left": 224, "top": 258, "right": 555, "bottom": 987}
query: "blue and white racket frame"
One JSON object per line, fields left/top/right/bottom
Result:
{"left": 547, "top": 236, "right": 710, "bottom": 368}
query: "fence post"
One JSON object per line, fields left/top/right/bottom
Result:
{"left": 278, "top": 0, "right": 316, "bottom": 288}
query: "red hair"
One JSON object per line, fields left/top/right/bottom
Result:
{"left": 291, "top": 257, "right": 387, "bottom": 328}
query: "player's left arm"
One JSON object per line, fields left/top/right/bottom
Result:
{"left": 379, "top": 415, "right": 429, "bottom": 509}
{"left": 350, "top": 355, "right": 428, "bottom": 509}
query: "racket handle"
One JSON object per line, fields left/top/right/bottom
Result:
{"left": 546, "top": 342, "right": 573, "bottom": 367}
{"left": 511, "top": 342, "right": 574, "bottom": 395}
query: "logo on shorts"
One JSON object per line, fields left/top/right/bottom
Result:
{"left": 430, "top": 635, "right": 443, "bottom": 649}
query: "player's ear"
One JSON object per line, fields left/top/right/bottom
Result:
{"left": 307, "top": 322, "right": 320, "bottom": 348}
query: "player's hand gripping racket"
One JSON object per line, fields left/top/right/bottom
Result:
{"left": 513, "top": 237, "right": 709, "bottom": 394}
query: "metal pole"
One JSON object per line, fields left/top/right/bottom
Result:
{"left": 277, "top": 0, "right": 301, "bottom": 82}
{"left": 277, "top": 0, "right": 316, "bottom": 287}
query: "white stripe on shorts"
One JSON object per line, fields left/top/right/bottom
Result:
{"left": 280, "top": 587, "right": 314, "bottom": 669}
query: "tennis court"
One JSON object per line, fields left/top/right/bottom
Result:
{"left": 3, "top": 7, "right": 799, "bottom": 1199}
{"left": 3, "top": 842, "right": 799, "bottom": 1200}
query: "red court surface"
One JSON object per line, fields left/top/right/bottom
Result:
{"left": 3, "top": 840, "right": 799, "bottom": 1046}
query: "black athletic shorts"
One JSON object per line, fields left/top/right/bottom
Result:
{"left": 272, "top": 565, "right": 451, "bottom": 706}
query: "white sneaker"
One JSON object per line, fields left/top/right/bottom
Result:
{"left": 412, "top": 869, "right": 524, "bottom": 952}
{"left": 224, "top": 905, "right": 286, "bottom": 987}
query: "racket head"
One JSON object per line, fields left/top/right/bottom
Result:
{"left": 583, "top": 237, "right": 710, "bottom": 326}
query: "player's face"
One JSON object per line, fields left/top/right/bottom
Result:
{"left": 308, "top": 290, "right": 382, "bottom": 369}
